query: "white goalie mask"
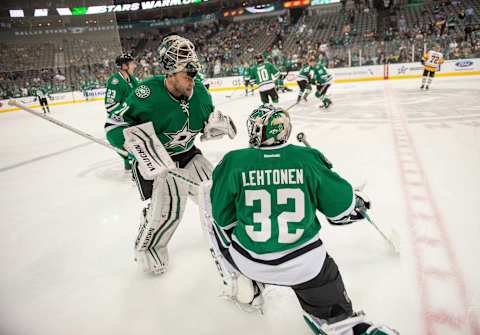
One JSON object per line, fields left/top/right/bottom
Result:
{"left": 247, "top": 104, "right": 292, "bottom": 148}
{"left": 158, "top": 35, "right": 201, "bottom": 76}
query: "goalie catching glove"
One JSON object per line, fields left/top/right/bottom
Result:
{"left": 328, "top": 190, "right": 371, "bottom": 225}
{"left": 201, "top": 110, "right": 237, "bottom": 141}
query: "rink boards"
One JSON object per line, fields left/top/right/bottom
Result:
{"left": 1, "top": 58, "right": 479, "bottom": 113}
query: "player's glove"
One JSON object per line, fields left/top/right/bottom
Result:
{"left": 328, "top": 190, "right": 371, "bottom": 225}
{"left": 201, "top": 110, "right": 237, "bottom": 141}
{"left": 351, "top": 190, "right": 371, "bottom": 219}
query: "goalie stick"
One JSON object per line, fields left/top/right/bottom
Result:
{"left": 8, "top": 99, "right": 126, "bottom": 157}
{"left": 8, "top": 100, "right": 201, "bottom": 189}
{"left": 296, "top": 132, "right": 400, "bottom": 254}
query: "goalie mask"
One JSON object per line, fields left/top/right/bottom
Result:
{"left": 158, "top": 35, "right": 200, "bottom": 77}
{"left": 247, "top": 104, "right": 292, "bottom": 148}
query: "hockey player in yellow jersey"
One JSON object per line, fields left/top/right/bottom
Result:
{"left": 420, "top": 45, "right": 444, "bottom": 90}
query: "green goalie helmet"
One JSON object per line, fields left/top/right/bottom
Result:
{"left": 158, "top": 35, "right": 201, "bottom": 76}
{"left": 247, "top": 104, "right": 292, "bottom": 148}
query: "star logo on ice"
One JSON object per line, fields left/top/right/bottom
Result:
{"left": 164, "top": 122, "right": 197, "bottom": 149}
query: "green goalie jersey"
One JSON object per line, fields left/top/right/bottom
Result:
{"left": 104, "top": 72, "right": 139, "bottom": 114}
{"left": 210, "top": 144, "right": 354, "bottom": 284}
{"left": 249, "top": 62, "right": 280, "bottom": 92}
{"left": 106, "top": 75, "right": 214, "bottom": 156}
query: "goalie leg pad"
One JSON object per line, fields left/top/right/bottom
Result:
{"left": 132, "top": 160, "right": 154, "bottom": 201}
{"left": 134, "top": 171, "right": 188, "bottom": 273}
{"left": 304, "top": 312, "right": 399, "bottom": 335}
{"left": 183, "top": 154, "right": 213, "bottom": 201}
{"left": 198, "top": 182, "right": 265, "bottom": 310}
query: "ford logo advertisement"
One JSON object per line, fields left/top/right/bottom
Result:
{"left": 455, "top": 60, "right": 474, "bottom": 68}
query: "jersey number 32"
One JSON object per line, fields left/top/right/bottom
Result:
{"left": 245, "top": 189, "right": 305, "bottom": 244}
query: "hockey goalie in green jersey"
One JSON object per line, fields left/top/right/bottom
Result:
{"left": 248, "top": 54, "right": 280, "bottom": 104}
{"left": 104, "top": 53, "right": 139, "bottom": 170}
{"left": 108, "top": 35, "right": 237, "bottom": 275}
{"left": 199, "top": 104, "right": 398, "bottom": 335}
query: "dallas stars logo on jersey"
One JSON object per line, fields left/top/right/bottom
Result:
{"left": 105, "top": 75, "right": 214, "bottom": 156}
{"left": 135, "top": 85, "right": 151, "bottom": 99}
{"left": 164, "top": 120, "right": 198, "bottom": 149}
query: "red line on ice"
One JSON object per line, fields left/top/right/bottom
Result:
{"left": 384, "top": 83, "right": 479, "bottom": 335}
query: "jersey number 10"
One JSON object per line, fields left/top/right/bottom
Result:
{"left": 257, "top": 68, "right": 270, "bottom": 82}
{"left": 245, "top": 189, "right": 305, "bottom": 244}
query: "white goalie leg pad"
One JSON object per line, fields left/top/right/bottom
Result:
{"left": 304, "top": 311, "right": 399, "bottom": 335}
{"left": 198, "top": 182, "right": 264, "bottom": 311}
{"left": 124, "top": 122, "right": 176, "bottom": 179}
{"left": 134, "top": 217, "right": 169, "bottom": 275}
{"left": 183, "top": 154, "right": 213, "bottom": 202}
{"left": 305, "top": 311, "right": 366, "bottom": 335}
{"left": 134, "top": 171, "right": 188, "bottom": 274}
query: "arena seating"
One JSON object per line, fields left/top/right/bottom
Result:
{"left": 1, "top": 0, "right": 479, "bottom": 99}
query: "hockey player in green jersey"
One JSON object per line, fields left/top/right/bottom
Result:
{"left": 249, "top": 54, "right": 280, "bottom": 104}
{"left": 104, "top": 53, "right": 139, "bottom": 170}
{"left": 108, "top": 35, "right": 237, "bottom": 275}
{"left": 297, "top": 57, "right": 333, "bottom": 108}
{"left": 199, "top": 105, "right": 398, "bottom": 334}
{"left": 314, "top": 60, "right": 333, "bottom": 109}
{"left": 296, "top": 59, "right": 314, "bottom": 103}
{"left": 242, "top": 65, "right": 255, "bottom": 96}
{"left": 275, "top": 58, "right": 293, "bottom": 93}
{"left": 35, "top": 88, "right": 50, "bottom": 114}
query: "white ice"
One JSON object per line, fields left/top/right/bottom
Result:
{"left": 1, "top": 76, "right": 480, "bottom": 335}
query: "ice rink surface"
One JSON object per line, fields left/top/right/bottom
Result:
{"left": 1, "top": 76, "right": 479, "bottom": 335}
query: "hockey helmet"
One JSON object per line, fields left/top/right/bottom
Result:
{"left": 115, "top": 53, "right": 134, "bottom": 67}
{"left": 255, "top": 54, "right": 264, "bottom": 64}
{"left": 158, "top": 35, "right": 200, "bottom": 77}
{"left": 247, "top": 104, "right": 291, "bottom": 148}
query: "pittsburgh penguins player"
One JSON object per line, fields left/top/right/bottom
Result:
{"left": 107, "top": 35, "right": 236, "bottom": 275}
